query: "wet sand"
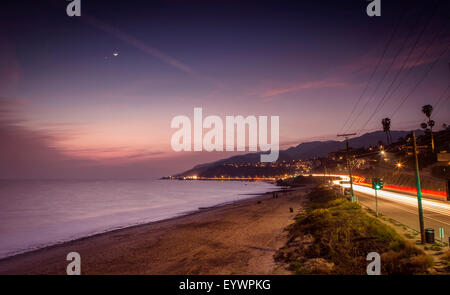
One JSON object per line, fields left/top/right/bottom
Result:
{"left": 0, "top": 187, "right": 310, "bottom": 274}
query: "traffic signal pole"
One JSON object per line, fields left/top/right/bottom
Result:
{"left": 375, "top": 188, "right": 378, "bottom": 217}
{"left": 412, "top": 131, "right": 426, "bottom": 244}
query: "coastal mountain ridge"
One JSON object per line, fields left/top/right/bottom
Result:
{"left": 178, "top": 130, "right": 421, "bottom": 176}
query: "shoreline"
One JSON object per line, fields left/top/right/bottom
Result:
{"left": 0, "top": 186, "right": 309, "bottom": 274}
{"left": 0, "top": 180, "right": 280, "bottom": 261}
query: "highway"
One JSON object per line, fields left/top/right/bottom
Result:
{"left": 352, "top": 185, "right": 450, "bottom": 240}
{"left": 310, "top": 174, "right": 450, "bottom": 241}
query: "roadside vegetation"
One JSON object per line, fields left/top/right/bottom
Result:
{"left": 276, "top": 175, "right": 320, "bottom": 187}
{"left": 443, "top": 251, "right": 450, "bottom": 268}
{"left": 276, "top": 186, "right": 433, "bottom": 274}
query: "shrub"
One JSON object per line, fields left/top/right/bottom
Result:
{"left": 276, "top": 187, "right": 433, "bottom": 274}
{"left": 443, "top": 251, "right": 450, "bottom": 266}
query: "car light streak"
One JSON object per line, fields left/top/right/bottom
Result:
{"left": 310, "top": 174, "right": 450, "bottom": 217}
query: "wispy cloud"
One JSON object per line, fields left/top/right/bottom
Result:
{"left": 256, "top": 34, "right": 449, "bottom": 102}
{"left": 0, "top": 99, "right": 171, "bottom": 178}
{"left": 260, "top": 79, "right": 350, "bottom": 100}
{"left": 59, "top": 146, "right": 165, "bottom": 163}
{"left": 337, "top": 35, "right": 450, "bottom": 75}
{"left": 395, "top": 39, "right": 450, "bottom": 70}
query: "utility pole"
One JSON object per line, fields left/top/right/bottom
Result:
{"left": 324, "top": 164, "right": 332, "bottom": 183}
{"left": 412, "top": 131, "right": 426, "bottom": 244}
{"left": 375, "top": 189, "right": 378, "bottom": 217}
{"left": 338, "top": 133, "right": 357, "bottom": 202}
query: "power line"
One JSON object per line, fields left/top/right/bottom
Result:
{"left": 434, "top": 85, "right": 450, "bottom": 109}
{"left": 390, "top": 43, "right": 450, "bottom": 118}
{"left": 433, "top": 60, "right": 450, "bottom": 117}
{"left": 345, "top": 1, "right": 437, "bottom": 133}
{"left": 435, "top": 97, "right": 450, "bottom": 114}
{"left": 433, "top": 96, "right": 450, "bottom": 117}
{"left": 433, "top": 90, "right": 450, "bottom": 117}
{"left": 379, "top": 20, "right": 448, "bottom": 114}
{"left": 345, "top": 4, "right": 430, "bottom": 133}
{"left": 358, "top": 0, "right": 441, "bottom": 132}
{"left": 339, "top": 17, "right": 402, "bottom": 133}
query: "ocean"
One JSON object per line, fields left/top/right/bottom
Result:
{"left": 0, "top": 179, "right": 277, "bottom": 259}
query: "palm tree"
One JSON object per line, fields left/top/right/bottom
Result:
{"left": 422, "top": 104, "right": 433, "bottom": 119}
{"left": 381, "top": 118, "right": 392, "bottom": 145}
{"left": 421, "top": 104, "right": 435, "bottom": 152}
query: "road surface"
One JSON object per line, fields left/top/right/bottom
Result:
{"left": 354, "top": 188, "right": 450, "bottom": 241}
{"left": 347, "top": 183, "right": 449, "bottom": 242}
{"left": 310, "top": 174, "right": 450, "bottom": 241}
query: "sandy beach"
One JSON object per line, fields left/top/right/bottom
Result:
{"left": 0, "top": 186, "right": 310, "bottom": 275}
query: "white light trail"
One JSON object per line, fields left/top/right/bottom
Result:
{"left": 312, "top": 173, "right": 450, "bottom": 217}
{"left": 352, "top": 184, "right": 450, "bottom": 216}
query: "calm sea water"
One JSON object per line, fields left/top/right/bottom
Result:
{"left": 0, "top": 179, "right": 276, "bottom": 259}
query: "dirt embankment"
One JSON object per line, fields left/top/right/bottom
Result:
{"left": 355, "top": 167, "right": 447, "bottom": 192}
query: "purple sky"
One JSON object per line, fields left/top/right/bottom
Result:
{"left": 0, "top": 0, "right": 449, "bottom": 178}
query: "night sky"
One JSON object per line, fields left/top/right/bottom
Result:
{"left": 0, "top": 0, "right": 449, "bottom": 178}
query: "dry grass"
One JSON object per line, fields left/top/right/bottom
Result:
{"left": 276, "top": 186, "right": 433, "bottom": 274}
{"left": 443, "top": 250, "right": 450, "bottom": 267}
